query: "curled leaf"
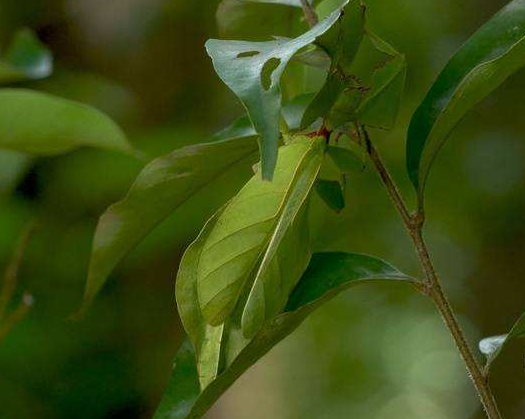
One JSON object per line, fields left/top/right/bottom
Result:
{"left": 479, "top": 311, "right": 525, "bottom": 374}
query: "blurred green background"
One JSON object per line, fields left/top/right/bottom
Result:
{"left": 0, "top": 0, "right": 524, "bottom": 418}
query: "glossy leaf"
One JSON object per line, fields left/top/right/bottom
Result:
{"left": 0, "top": 29, "right": 52, "bottom": 85}
{"left": 0, "top": 89, "right": 131, "bottom": 155}
{"left": 196, "top": 136, "right": 323, "bottom": 334}
{"left": 156, "top": 252, "right": 415, "bottom": 419}
{"left": 315, "top": 178, "right": 344, "bottom": 211}
{"left": 479, "top": 312, "right": 525, "bottom": 373}
{"left": 205, "top": 7, "right": 342, "bottom": 179}
{"left": 407, "top": 0, "right": 525, "bottom": 202}
{"left": 82, "top": 132, "right": 259, "bottom": 310}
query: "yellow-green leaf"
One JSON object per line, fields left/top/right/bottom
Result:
{"left": 197, "top": 136, "right": 324, "bottom": 334}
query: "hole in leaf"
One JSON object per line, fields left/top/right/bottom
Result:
{"left": 237, "top": 51, "right": 260, "bottom": 58}
{"left": 261, "top": 58, "right": 281, "bottom": 91}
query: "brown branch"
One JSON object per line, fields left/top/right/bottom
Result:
{"left": 362, "top": 127, "right": 502, "bottom": 419}
{"left": 300, "top": 0, "right": 318, "bottom": 27}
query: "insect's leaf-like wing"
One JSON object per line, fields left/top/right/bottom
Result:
{"left": 241, "top": 151, "right": 320, "bottom": 337}
{"left": 196, "top": 136, "right": 323, "bottom": 328}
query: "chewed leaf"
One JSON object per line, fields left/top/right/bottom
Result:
{"left": 479, "top": 311, "right": 525, "bottom": 374}
{"left": 407, "top": 0, "right": 525, "bottom": 204}
{"left": 197, "top": 136, "right": 323, "bottom": 331}
{"left": 205, "top": 6, "right": 343, "bottom": 179}
{"left": 0, "top": 28, "right": 52, "bottom": 85}
{"left": 158, "top": 252, "right": 416, "bottom": 419}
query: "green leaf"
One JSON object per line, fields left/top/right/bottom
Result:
{"left": 301, "top": 72, "right": 346, "bottom": 128}
{"left": 301, "top": 4, "right": 405, "bottom": 130}
{"left": 479, "top": 312, "right": 525, "bottom": 374}
{"left": 300, "top": 0, "right": 365, "bottom": 128}
{"left": 205, "top": 6, "right": 343, "bottom": 179}
{"left": 176, "top": 204, "right": 230, "bottom": 389}
{"left": 0, "top": 29, "right": 52, "bottom": 85}
{"left": 407, "top": 0, "right": 525, "bottom": 203}
{"left": 155, "top": 252, "right": 415, "bottom": 419}
{"left": 354, "top": 32, "right": 406, "bottom": 129}
{"left": 315, "top": 0, "right": 349, "bottom": 19}
{"left": 216, "top": 0, "right": 307, "bottom": 41}
{"left": 281, "top": 93, "right": 316, "bottom": 131}
{"left": 82, "top": 131, "right": 259, "bottom": 311}
{"left": 327, "top": 144, "right": 366, "bottom": 173}
{"left": 292, "top": 44, "right": 331, "bottom": 68}
{"left": 0, "top": 89, "right": 131, "bottom": 155}
{"left": 244, "top": 0, "right": 308, "bottom": 6}
{"left": 315, "top": 178, "right": 344, "bottom": 212}
{"left": 0, "top": 151, "right": 32, "bottom": 195}
{"left": 212, "top": 115, "right": 256, "bottom": 141}
{"left": 196, "top": 136, "right": 323, "bottom": 335}
{"left": 316, "top": 0, "right": 365, "bottom": 74}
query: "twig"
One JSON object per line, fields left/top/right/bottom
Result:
{"left": 361, "top": 126, "right": 502, "bottom": 419}
{"left": 300, "top": 0, "right": 318, "bottom": 27}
